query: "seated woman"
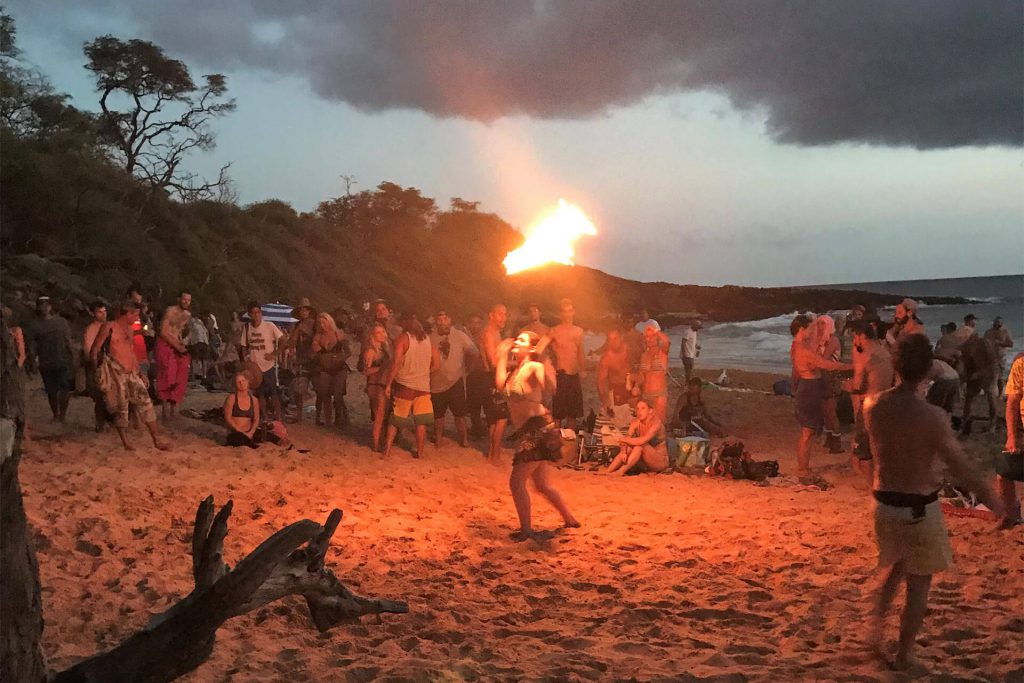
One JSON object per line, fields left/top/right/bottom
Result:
{"left": 671, "top": 377, "right": 727, "bottom": 437}
{"left": 223, "top": 372, "right": 283, "bottom": 448}
{"left": 606, "top": 398, "right": 670, "bottom": 475}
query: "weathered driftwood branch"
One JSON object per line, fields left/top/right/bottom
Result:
{"left": 52, "top": 497, "right": 408, "bottom": 683}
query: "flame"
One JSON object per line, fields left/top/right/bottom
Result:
{"left": 503, "top": 200, "right": 597, "bottom": 275}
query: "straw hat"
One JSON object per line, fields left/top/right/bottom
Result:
{"left": 291, "top": 297, "right": 315, "bottom": 317}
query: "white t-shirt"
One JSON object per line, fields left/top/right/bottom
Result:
{"left": 243, "top": 320, "right": 284, "bottom": 372}
{"left": 635, "top": 318, "right": 660, "bottom": 333}
{"left": 680, "top": 328, "right": 698, "bottom": 359}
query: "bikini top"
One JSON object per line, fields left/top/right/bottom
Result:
{"left": 232, "top": 392, "right": 255, "bottom": 419}
{"left": 640, "top": 351, "right": 666, "bottom": 373}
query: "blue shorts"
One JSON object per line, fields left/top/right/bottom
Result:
{"left": 794, "top": 377, "right": 826, "bottom": 431}
{"left": 40, "top": 365, "right": 71, "bottom": 396}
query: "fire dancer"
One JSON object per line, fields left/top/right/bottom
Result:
{"left": 864, "top": 334, "right": 1001, "bottom": 671}
{"left": 496, "top": 332, "right": 580, "bottom": 540}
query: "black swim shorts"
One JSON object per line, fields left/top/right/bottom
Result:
{"left": 552, "top": 371, "right": 583, "bottom": 420}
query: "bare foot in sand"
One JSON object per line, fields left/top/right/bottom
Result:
{"left": 892, "top": 652, "right": 928, "bottom": 676}
{"left": 563, "top": 519, "right": 581, "bottom": 529}
{"left": 153, "top": 441, "right": 170, "bottom": 451}
{"left": 509, "top": 529, "right": 533, "bottom": 542}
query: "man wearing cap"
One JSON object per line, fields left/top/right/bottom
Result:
{"left": 429, "top": 309, "right": 479, "bottom": 447}
{"left": 885, "top": 299, "right": 927, "bottom": 350}
{"left": 983, "top": 316, "right": 1014, "bottom": 394}
{"left": 26, "top": 296, "right": 74, "bottom": 422}
{"left": 284, "top": 298, "right": 316, "bottom": 422}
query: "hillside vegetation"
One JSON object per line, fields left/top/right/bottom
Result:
{"left": 0, "top": 16, "right": 962, "bottom": 325}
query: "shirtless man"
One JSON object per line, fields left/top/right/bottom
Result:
{"left": 156, "top": 290, "right": 192, "bottom": 421}
{"left": 464, "top": 313, "right": 490, "bottom": 437}
{"left": 520, "top": 303, "right": 549, "bottom": 338}
{"left": 481, "top": 304, "right": 511, "bottom": 464}
{"left": 83, "top": 301, "right": 111, "bottom": 431}
{"left": 844, "top": 321, "right": 893, "bottom": 485}
{"left": 863, "top": 334, "right": 1000, "bottom": 671}
{"left": 597, "top": 328, "right": 631, "bottom": 414}
{"left": 885, "top": 299, "right": 928, "bottom": 349}
{"left": 91, "top": 301, "right": 169, "bottom": 451}
{"left": 546, "top": 298, "right": 586, "bottom": 431}
{"left": 790, "top": 315, "right": 853, "bottom": 482}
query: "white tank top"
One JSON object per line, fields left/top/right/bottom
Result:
{"left": 395, "top": 333, "right": 432, "bottom": 393}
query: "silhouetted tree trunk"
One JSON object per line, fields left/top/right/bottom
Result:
{"left": 0, "top": 417, "right": 407, "bottom": 682}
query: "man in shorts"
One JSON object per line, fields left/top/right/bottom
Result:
{"left": 520, "top": 302, "right": 549, "bottom": 338}
{"left": 463, "top": 313, "right": 490, "bottom": 438}
{"left": 481, "top": 304, "right": 511, "bottom": 464}
{"left": 996, "top": 352, "right": 1024, "bottom": 528}
{"left": 89, "top": 301, "right": 169, "bottom": 451}
{"left": 863, "top": 334, "right": 1001, "bottom": 671}
{"left": 241, "top": 301, "right": 284, "bottom": 421}
{"left": 156, "top": 290, "right": 193, "bottom": 421}
{"left": 597, "top": 328, "right": 631, "bottom": 415}
{"left": 845, "top": 320, "right": 893, "bottom": 484}
{"left": 547, "top": 298, "right": 585, "bottom": 431}
{"left": 429, "top": 309, "right": 479, "bottom": 447}
{"left": 26, "top": 296, "right": 73, "bottom": 422}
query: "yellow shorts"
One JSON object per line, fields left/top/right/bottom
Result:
{"left": 874, "top": 500, "right": 952, "bottom": 575}
{"left": 390, "top": 394, "right": 434, "bottom": 428}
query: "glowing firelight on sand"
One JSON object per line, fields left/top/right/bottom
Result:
{"left": 503, "top": 200, "right": 597, "bottom": 275}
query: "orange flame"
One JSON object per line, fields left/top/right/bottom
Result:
{"left": 503, "top": 200, "right": 597, "bottom": 275}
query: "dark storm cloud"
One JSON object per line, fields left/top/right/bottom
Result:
{"left": 15, "top": 0, "right": 1024, "bottom": 148}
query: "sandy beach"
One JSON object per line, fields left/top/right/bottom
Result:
{"left": 18, "top": 369, "right": 1023, "bottom": 682}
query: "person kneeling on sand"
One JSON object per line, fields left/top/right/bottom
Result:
{"left": 671, "top": 377, "right": 727, "bottom": 438}
{"left": 606, "top": 398, "right": 670, "bottom": 475}
{"left": 223, "top": 372, "right": 285, "bottom": 448}
{"left": 863, "top": 334, "right": 1001, "bottom": 672}
{"left": 89, "top": 301, "right": 169, "bottom": 451}
{"left": 497, "top": 332, "right": 580, "bottom": 540}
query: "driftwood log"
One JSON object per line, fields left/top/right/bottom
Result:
{"left": 0, "top": 412, "right": 407, "bottom": 683}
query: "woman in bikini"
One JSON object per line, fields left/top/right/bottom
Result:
{"left": 312, "top": 312, "right": 350, "bottom": 429}
{"left": 635, "top": 324, "right": 670, "bottom": 423}
{"left": 223, "top": 372, "right": 284, "bottom": 448}
{"left": 606, "top": 398, "right": 670, "bottom": 475}
{"left": 362, "top": 322, "right": 391, "bottom": 451}
{"left": 496, "top": 332, "right": 580, "bottom": 541}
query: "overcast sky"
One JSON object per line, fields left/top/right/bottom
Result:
{"left": 8, "top": 1, "right": 1023, "bottom": 286}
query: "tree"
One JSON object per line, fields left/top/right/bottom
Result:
{"left": 0, "top": 12, "right": 93, "bottom": 141}
{"left": 83, "top": 36, "right": 236, "bottom": 201}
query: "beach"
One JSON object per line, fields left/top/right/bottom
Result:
{"left": 19, "top": 369, "right": 1023, "bottom": 682}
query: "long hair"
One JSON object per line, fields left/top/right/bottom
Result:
{"left": 316, "top": 312, "right": 339, "bottom": 335}
{"left": 401, "top": 313, "right": 426, "bottom": 341}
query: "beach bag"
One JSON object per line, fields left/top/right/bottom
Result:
{"left": 707, "top": 440, "right": 747, "bottom": 478}
{"left": 317, "top": 348, "right": 348, "bottom": 374}
{"left": 674, "top": 436, "right": 710, "bottom": 468}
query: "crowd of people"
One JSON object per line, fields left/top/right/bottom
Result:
{"left": 3, "top": 285, "right": 1022, "bottom": 672}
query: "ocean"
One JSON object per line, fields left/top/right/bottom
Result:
{"left": 586, "top": 275, "right": 1024, "bottom": 376}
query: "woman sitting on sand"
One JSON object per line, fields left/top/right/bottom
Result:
{"left": 223, "top": 372, "right": 283, "bottom": 448}
{"left": 312, "top": 312, "right": 350, "bottom": 429}
{"left": 496, "top": 332, "right": 580, "bottom": 540}
{"left": 362, "top": 322, "right": 391, "bottom": 451}
{"left": 606, "top": 398, "right": 670, "bottom": 475}
{"left": 635, "top": 325, "right": 670, "bottom": 422}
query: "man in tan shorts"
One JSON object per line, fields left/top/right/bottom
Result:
{"left": 863, "top": 334, "right": 1000, "bottom": 671}
{"left": 90, "top": 301, "right": 169, "bottom": 451}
